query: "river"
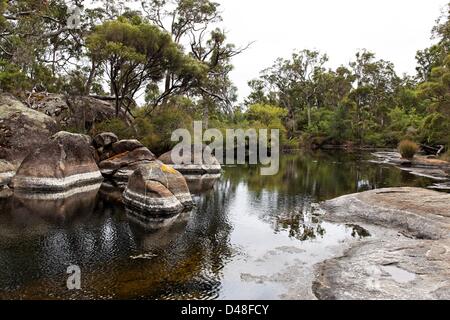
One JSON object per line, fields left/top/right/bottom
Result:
{"left": 0, "top": 151, "right": 435, "bottom": 299}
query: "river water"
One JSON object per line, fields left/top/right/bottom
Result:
{"left": 0, "top": 151, "right": 435, "bottom": 299}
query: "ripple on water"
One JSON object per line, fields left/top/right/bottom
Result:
{"left": 0, "top": 152, "right": 435, "bottom": 299}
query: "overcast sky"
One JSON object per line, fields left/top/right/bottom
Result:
{"left": 217, "top": 0, "right": 448, "bottom": 101}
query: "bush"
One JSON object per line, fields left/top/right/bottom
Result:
{"left": 93, "top": 118, "right": 133, "bottom": 140}
{"left": 91, "top": 106, "right": 194, "bottom": 155}
{"left": 398, "top": 140, "right": 419, "bottom": 159}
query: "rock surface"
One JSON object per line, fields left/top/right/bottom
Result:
{"left": 93, "top": 132, "right": 118, "bottom": 150}
{"left": 159, "top": 144, "right": 221, "bottom": 175}
{"left": 320, "top": 188, "right": 450, "bottom": 239}
{"left": 11, "top": 131, "right": 103, "bottom": 191}
{"left": 95, "top": 136, "right": 155, "bottom": 187}
{"left": 26, "top": 93, "right": 130, "bottom": 131}
{"left": 314, "top": 187, "right": 450, "bottom": 300}
{"left": 313, "top": 238, "right": 450, "bottom": 300}
{"left": 0, "top": 159, "right": 15, "bottom": 188}
{"left": 123, "top": 161, "right": 194, "bottom": 217}
{"left": 372, "top": 151, "right": 450, "bottom": 181}
{"left": 0, "top": 93, "right": 57, "bottom": 165}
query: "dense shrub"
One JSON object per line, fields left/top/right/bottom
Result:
{"left": 420, "top": 112, "right": 450, "bottom": 146}
{"left": 398, "top": 140, "right": 419, "bottom": 159}
{"left": 93, "top": 118, "right": 133, "bottom": 140}
{"left": 92, "top": 106, "right": 193, "bottom": 155}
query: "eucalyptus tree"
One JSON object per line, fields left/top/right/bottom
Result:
{"left": 347, "top": 50, "right": 401, "bottom": 143}
{"left": 139, "top": 0, "right": 247, "bottom": 120}
{"left": 250, "top": 49, "right": 329, "bottom": 134}
{"left": 0, "top": 0, "right": 87, "bottom": 92}
{"left": 416, "top": 3, "right": 450, "bottom": 82}
{"left": 86, "top": 15, "right": 206, "bottom": 117}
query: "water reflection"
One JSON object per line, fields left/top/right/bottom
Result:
{"left": 8, "top": 184, "right": 102, "bottom": 225}
{"left": 0, "top": 151, "right": 436, "bottom": 299}
{"left": 185, "top": 174, "right": 221, "bottom": 194}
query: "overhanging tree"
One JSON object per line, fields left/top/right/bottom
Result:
{"left": 86, "top": 15, "right": 206, "bottom": 117}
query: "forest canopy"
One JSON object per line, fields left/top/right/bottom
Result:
{"left": 0, "top": 0, "right": 449, "bottom": 154}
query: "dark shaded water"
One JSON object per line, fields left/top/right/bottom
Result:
{"left": 0, "top": 151, "right": 435, "bottom": 299}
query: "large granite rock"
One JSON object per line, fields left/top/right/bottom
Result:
{"left": 11, "top": 131, "right": 103, "bottom": 191}
{"left": 319, "top": 187, "right": 450, "bottom": 240}
{"left": 314, "top": 187, "right": 450, "bottom": 300}
{"left": 95, "top": 135, "right": 155, "bottom": 187}
{"left": 93, "top": 132, "right": 118, "bottom": 150}
{"left": 371, "top": 151, "right": 450, "bottom": 181}
{"left": 123, "top": 161, "right": 194, "bottom": 217}
{"left": 313, "top": 238, "right": 450, "bottom": 300}
{"left": 0, "top": 159, "right": 15, "bottom": 188}
{"left": 158, "top": 144, "right": 221, "bottom": 175}
{"left": 26, "top": 93, "right": 130, "bottom": 131}
{"left": 0, "top": 93, "right": 58, "bottom": 165}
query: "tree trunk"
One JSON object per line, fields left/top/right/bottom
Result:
{"left": 307, "top": 105, "right": 311, "bottom": 128}
{"left": 85, "top": 62, "right": 97, "bottom": 95}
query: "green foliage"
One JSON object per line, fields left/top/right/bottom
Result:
{"left": 385, "top": 107, "right": 424, "bottom": 145}
{"left": 244, "top": 8, "right": 450, "bottom": 151}
{"left": 244, "top": 104, "right": 292, "bottom": 148}
{"left": 420, "top": 112, "right": 450, "bottom": 146}
{"left": 87, "top": 15, "right": 205, "bottom": 116}
{"left": 0, "top": 59, "right": 29, "bottom": 92}
{"left": 0, "top": 0, "right": 86, "bottom": 92}
{"left": 398, "top": 140, "right": 419, "bottom": 159}
{"left": 93, "top": 118, "right": 133, "bottom": 140}
{"left": 245, "top": 104, "right": 287, "bottom": 126}
{"left": 140, "top": 106, "right": 194, "bottom": 155}
{"left": 92, "top": 105, "right": 193, "bottom": 155}
{"left": 0, "top": 0, "right": 449, "bottom": 155}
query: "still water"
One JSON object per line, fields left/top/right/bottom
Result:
{"left": 0, "top": 151, "right": 434, "bottom": 299}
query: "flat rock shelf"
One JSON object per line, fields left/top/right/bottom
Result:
{"left": 314, "top": 187, "right": 450, "bottom": 300}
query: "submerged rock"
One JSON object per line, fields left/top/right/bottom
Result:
{"left": 123, "top": 161, "right": 193, "bottom": 216}
{"left": 98, "top": 182, "right": 124, "bottom": 205}
{"left": 159, "top": 144, "right": 221, "bottom": 175}
{"left": 0, "top": 93, "right": 58, "bottom": 165}
{"left": 11, "top": 131, "right": 103, "bottom": 191}
{"left": 314, "top": 187, "right": 450, "bottom": 300}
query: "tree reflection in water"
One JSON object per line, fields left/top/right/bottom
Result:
{"left": 0, "top": 151, "right": 434, "bottom": 299}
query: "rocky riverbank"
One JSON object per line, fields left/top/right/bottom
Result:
{"left": 371, "top": 152, "right": 450, "bottom": 190}
{"left": 314, "top": 187, "right": 450, "bottom": 300}
{"left": 1, "top": 91, "right": 221, "bottom": 223}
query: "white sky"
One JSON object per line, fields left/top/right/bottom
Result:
{"left": 218, "top": 0, "right": 448, "bottom": 101}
